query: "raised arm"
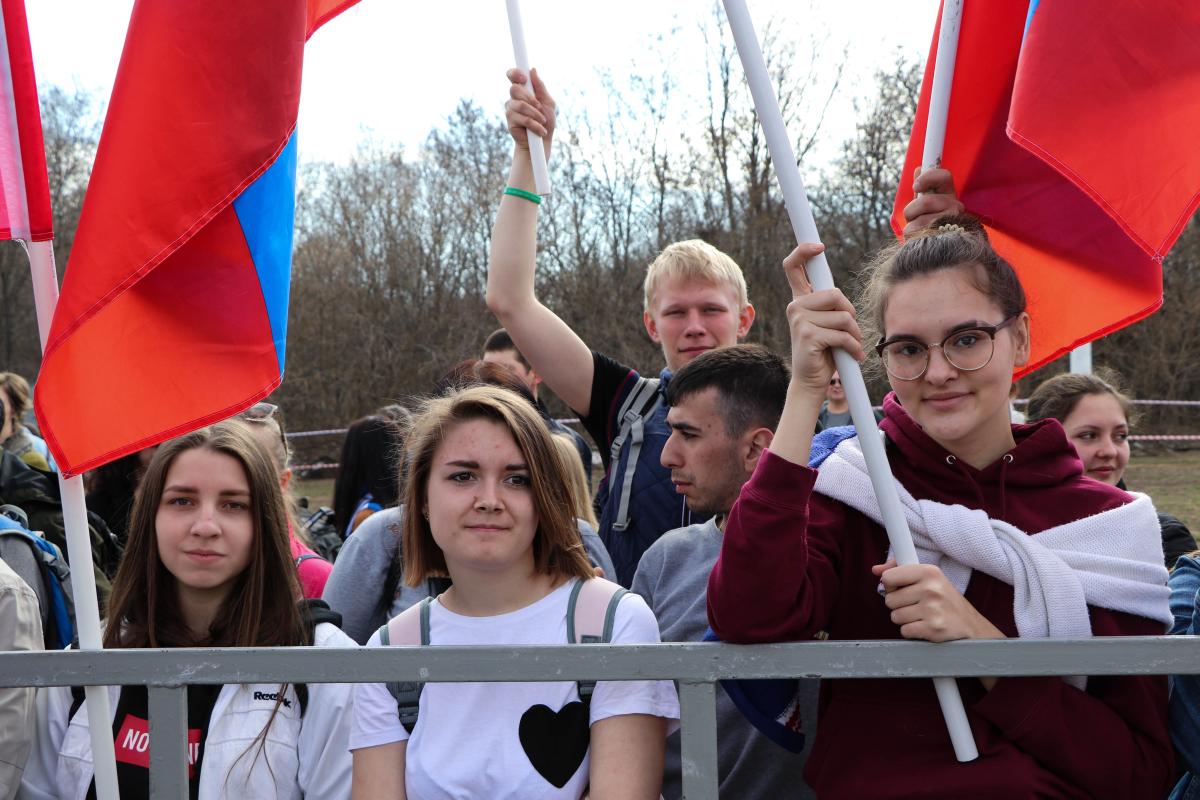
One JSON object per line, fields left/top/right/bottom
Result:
{"left": 901, "top": 166, "right": 965, "bottom": 237}
{"left": 486, "top": 68, "right": 594, "bottom": 414}
{"left": 769, "top": 243, "right": 863, "bottom": 467}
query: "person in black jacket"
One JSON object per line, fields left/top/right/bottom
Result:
{"left": 1027, "top": 369, "right": 1194, "bottom": 568}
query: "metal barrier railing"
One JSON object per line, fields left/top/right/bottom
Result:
{"left": 4, "top": 637, "right": 1199, "bottom": 799}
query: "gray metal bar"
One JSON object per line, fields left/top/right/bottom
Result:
{"left": 678, "top": 681, "right": 719, "bottom": 800}
{"left": 3, "top": 637, "right": 1200, "bottom": 689}
{"left": 148, "top": 685, "right": 189, "bottom": 800}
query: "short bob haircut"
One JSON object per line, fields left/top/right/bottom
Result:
{"left": 643, "top": 239, "right": 749, "bottom": 314}
{"left": 104, "top": 420, "right": 305, "bottom": 649}
{"left": 401, "top": 384, "right": 593, "bottom": 586}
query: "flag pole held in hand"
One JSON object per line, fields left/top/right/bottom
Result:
{"left": 505, "top": 0, "right": 551, "bottom": 196}
{"left": 720, "top": 0, "right": 979, "bottom": 762}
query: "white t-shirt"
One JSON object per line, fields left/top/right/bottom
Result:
{"left": 350, "top": 580, "right": 680, "bottom": 800}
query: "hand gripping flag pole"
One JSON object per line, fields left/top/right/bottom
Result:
{"left": 505, "top": 0, "right": 551, "bottom": 195}
{"left": 0, "top": 0, "right": 121, "bottom": 794}
{"left": 720, "top": 0, "right": 979, "bottom": 762}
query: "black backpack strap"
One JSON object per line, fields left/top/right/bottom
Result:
{"left": 294, "top": 553, "right": 323, "bottom": 569}
{"left": 607, "top": 378, "right": 662, "bottom": 531}
{"left": 377, "top": 597, "right": 432, "bottom": 733}
{"left": 294, "top": 599, "right": 344, "bottom": 716}
{"left": 70, "top": 685, "right": 86, "bottom": 718}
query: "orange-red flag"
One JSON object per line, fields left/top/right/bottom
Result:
{"left": 894, "top": 0, "right": 1200, "bottom": 375}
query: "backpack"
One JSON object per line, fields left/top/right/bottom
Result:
{"left": 0, "top": 510, "right": 76, "bottom": 650}
{"left": 0, "top": 452, "right": 123, "bottom": 602}
{"left": 603, "top": 376, "right": 663, "bottom": 532}
{"left": 301, "top": 505, "right": 343, "bottom": 563}
{"left": 376, "top": 577, "right": 628, "bottom": 733}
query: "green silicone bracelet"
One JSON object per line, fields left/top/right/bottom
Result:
{"left": 504, "top": 186, "right": 543, "bottom": 205}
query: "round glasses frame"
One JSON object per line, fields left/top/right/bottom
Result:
{"left": 875, "top": 316, "right": 1018, "bottom": 381}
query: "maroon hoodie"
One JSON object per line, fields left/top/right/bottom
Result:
{"left": 708, "top": 394, "right": 1172, "bottom": 799}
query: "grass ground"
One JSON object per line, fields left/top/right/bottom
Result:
{"left": 294, "top": 476, "right": 334, "bottom": 511}
{"left": 295, "top": 450, "right": 1199, "bottom": 541}
{"left": 1125, "top": 449, "right": 1200, "bottom": 541}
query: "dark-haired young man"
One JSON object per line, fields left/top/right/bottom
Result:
{"left": 482, "top": 328, "right": 592, "bottom": 487}
{"left": 631, "top": 344, "right": 814, "bottom": 799}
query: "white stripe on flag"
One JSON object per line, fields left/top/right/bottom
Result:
{"left": 0, "top": 3, "right": 31, "bottom": 241}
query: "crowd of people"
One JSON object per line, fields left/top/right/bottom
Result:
{"left": 0, "top": 66, "right": 1197, "bottom": 799}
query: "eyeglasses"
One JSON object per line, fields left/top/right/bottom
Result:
{"left": 876, "top": 316, "right": 1018, "bottom": 381}
{"left": 238, "top": 402, "right": 289, "bottom": 458}
{"left": 829, "top": 378, "right": 842, "bottom": 386}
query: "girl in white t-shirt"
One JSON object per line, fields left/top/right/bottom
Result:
{"left": 350, "top": 385, "right": 678, "bottom": 800}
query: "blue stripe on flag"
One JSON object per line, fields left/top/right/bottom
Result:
{"left": 233, "top": 131, "right": 298, "bottom": 374}
{"left": 1023, "top": 0, "right": 1040, "bottom": 41}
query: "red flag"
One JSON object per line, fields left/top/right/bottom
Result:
{"left": 33, "top": 0, "right": 358, "bottom": 477}
{"left": 0, "top": 0, "right": 52, "bottom": 242}
{"left": 893, "top": 0, "right": 1200, "bottom": 376}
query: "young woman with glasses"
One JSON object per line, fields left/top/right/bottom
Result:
{"left": 708, "top": 215, "right": 1174, "bottom": 798}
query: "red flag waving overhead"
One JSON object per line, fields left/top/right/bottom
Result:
{"left": 34, "top": 0, "right": 358, "bottom": 477}
{"left": 893, "top": 0, "right": 1200, "bottom": 376}
{"left": 0, "top": 0, "right": 52, "bottom": 242}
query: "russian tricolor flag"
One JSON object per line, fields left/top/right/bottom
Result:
{"left": 35, "top": 0, "right": 358, "bottom": 476}
{"left": 893, "top": 0, "right": 1200, "bottom": 376}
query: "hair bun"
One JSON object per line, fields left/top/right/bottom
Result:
{"left": 928, "top": 213, "right": 988, "bottom": 241}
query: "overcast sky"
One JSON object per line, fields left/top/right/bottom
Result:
{"left": 27, "top": 1, "right": 941, "bottom": 169}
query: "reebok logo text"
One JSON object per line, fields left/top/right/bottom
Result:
{"left": 253, "top": 690, "right": 292, "bottom": 708}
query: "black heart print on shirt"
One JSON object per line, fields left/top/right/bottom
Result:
{"left": 518, "top": 701, "right": 590, "bottom": 788}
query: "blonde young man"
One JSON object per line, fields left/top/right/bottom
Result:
{"left": 487, "top": 69, "right": 755, "bottom": 586}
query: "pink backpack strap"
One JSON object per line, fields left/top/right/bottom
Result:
{"left": 379, "top": 597, "right": 430, "bottom": 647}
{"left": 567, "top": 577, "right": 628, "bottom": 644}
{"left": 376, "top": 598, "right": 433, "bottom": 734}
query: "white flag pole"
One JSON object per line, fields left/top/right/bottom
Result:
{"left": 1069, "top": 343, "right": 1093, "bottom": 374}
{"left": 0, "top": 4, "right": 119, "bottom": 789}
{"left": 921, "top": 0, "right": 964, "bottom": 171}
{"left": 505, "top": 0, "right": 551, "bottom": 196}
{"left": 21, "top": 239, "right": 121, "bottom": 799}
{"left": 720, "top": 0, "right": 979, "bottom": 762}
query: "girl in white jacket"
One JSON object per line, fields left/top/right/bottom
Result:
{"left": 22, "top": 421, "right": 356, "bottom": 799}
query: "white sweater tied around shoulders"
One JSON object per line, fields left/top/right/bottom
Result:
{"left": 812, "top": 436, "right": 1171, "bottom": 688}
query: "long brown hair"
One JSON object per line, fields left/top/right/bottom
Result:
{"left": 401, "top": 385, "right": 593, "bottom": 586}
{"left": 104, "top": 421, "right": 306, "bottom": 649}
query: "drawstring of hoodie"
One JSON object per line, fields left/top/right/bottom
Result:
{"left": 944, "top": 452, "right": 1015, "bottom": 517}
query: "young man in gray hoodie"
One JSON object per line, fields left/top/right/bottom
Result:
{"left": 631, "top": 344, "right": 816, "bottom": 799}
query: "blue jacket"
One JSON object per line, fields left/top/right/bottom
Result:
{"left": 1170, "top": 555, "right": 1200, "bottom": 798}
{"left": 595, "top": 369, "right": 690, "bottom": 587}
